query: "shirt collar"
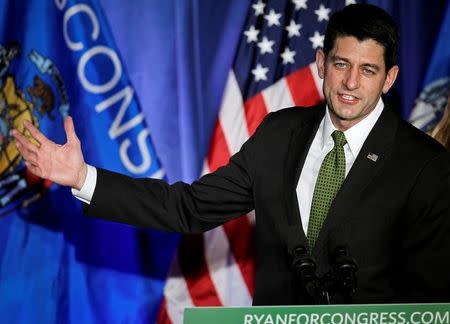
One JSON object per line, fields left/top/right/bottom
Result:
{"left": 321, "top": 98, "right": 385, "bottom": 157}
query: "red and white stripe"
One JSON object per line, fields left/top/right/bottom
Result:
{"left": 158, "top": 64, "right": 323, "bottom": 324}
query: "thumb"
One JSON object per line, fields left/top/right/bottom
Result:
{"left": 64, "top": 116, "right": 79, "bottom": 143}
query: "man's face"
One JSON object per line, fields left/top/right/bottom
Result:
{"left": 316, "top": 36, "right": 399, "bottom": 131}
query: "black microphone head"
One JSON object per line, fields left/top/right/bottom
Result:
{"left": 327, "top": 226, "right": 358, "bottom": 299}
{"left": 287, "top": 226, "right": 322, "bottom": 301}
{"left": 331, "top": 246, "right": 358, "bottom": 298}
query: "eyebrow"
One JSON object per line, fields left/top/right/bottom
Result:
{"left": 330, "top": 55, "right": 381, "bottom": 71}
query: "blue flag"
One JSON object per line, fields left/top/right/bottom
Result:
{"left": 99, "top": 0, "right": 249, "bottom": 183}
{"left": 409, "top": 1, "right": 450, "bottom": 131}
{"left": 0, "top": 1, "right": 178, "bottom": 322}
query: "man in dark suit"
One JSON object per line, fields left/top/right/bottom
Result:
{"left": 13, "top": 4, "right": 450, "bottom": 304}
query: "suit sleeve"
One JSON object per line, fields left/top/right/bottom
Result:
{"left": 83, "top": 114, "right": 272, "bottom": 233}
{"left": 400, "top": 151, "right": 450, "bottom": 301}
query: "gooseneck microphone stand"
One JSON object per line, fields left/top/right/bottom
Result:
{"left": 292, "top": 246, "right": 357, "bottom": 304}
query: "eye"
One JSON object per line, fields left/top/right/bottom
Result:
{"left": 334, "top": 62, "right": 347, "bottom": 69}
{"left": 362, "top": 67, "right": 376, "bottom": 76}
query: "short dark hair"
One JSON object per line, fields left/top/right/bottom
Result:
{"left": 323, "top": 4, "right": 399, "bottom": 72}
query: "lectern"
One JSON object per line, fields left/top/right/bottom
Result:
{"left": 185, "top": 303, "right": 450, "bottom": 324}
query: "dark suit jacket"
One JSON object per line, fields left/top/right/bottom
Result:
{"left": 85, "top": 105, "right": 450, "bottom": 304}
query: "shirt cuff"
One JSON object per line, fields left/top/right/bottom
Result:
{"left": 71, "top": 165, "right": 97, "bottom": 205}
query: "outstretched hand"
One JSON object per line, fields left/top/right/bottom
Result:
{"left": 13, "top": 117, "right": 87, "bottom": 190}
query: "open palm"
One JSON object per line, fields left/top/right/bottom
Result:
{"left": 13, "top": 117, "right": 87, "bottom": 190}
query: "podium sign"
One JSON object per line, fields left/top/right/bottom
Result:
{"left": 184, "top": 303, "right": 450, "bottom": 324}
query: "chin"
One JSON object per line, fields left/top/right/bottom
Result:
{"left": 333, "top": 109, "right": 357, "bottom": 120}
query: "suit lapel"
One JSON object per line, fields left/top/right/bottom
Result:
{"left": 312, "top": 107, "right": 399, "bottom": 254}
{"left": 284, "top": 106, "right": 324, "bottom": 246}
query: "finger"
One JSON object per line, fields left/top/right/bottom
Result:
{"left": 12, "top": 129, "right": 26, "bottom": 144}
{"left": 13, "top": 130, "right": 40, "bottom": 155}
{"left": 14, "top": 131, "right": 39, "bottom": 157}
{"left": 23, "top": 120, "right": 48, "bottom": 145}
{"left": 13, "top": 128, "right": 35, "bottom": 145}
{"left": 15, "top": 140, "right": 39, "bottom": 164}
{"left": 64, "top": 116, "right": 79, "bottom": 144}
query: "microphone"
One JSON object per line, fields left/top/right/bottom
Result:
{"left": 291, "top": 246, "right": 320, "bottom": 299}
{"left": 287, "top": 225, "right": 322, "bottom": 302}
{"left": 287, "top": 224, "right": 358, "bottom": 304}
{"left": 331, "top": 246, "right": 358, "bottom": 301}
{"left": 327, "top": 227, "right": 358, "bottom": 303}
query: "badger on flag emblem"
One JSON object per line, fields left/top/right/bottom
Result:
{"left": 0, "top": 41, "right": 70, "bottom": 212}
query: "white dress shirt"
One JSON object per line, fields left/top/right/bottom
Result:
{"left": 296, "top": 98, "right": 384, "bottom": 235}
{"left": 71, "top": 164, "right": 97, "bottom": 204}
{"left": 73, "top": 99, "right": 385, "bottom": 223}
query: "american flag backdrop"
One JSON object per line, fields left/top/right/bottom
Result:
{"left": 158, "top": 1, "right": 355, "bottom": 322}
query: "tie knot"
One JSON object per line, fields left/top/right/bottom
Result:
{"left": 332, "top": 130, "right": 347, "bottom": 147}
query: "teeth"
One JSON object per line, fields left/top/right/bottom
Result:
{"left": 341, "top": 94, "right": 356, "bottom": 100}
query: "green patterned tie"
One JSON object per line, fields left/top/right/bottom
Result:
{"left": 307, "top": 130, "right": 347, "bottom": 250}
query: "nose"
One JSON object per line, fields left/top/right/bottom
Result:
{"left": 343, "top": 67, "right": 360, "bottom": 90}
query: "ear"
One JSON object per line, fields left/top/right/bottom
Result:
{"left": 382, "top": 65, "right": 399, "bottom": 94}
{"left": 315, "top": 49, "right": 326, "bottom": 79}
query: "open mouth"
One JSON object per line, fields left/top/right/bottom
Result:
{"left": 338, "top": 93, "right": 359, "bottom": 104}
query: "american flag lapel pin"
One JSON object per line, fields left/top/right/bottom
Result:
{"left": 367, "top": 152, "right": 379, "bottom": 162}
